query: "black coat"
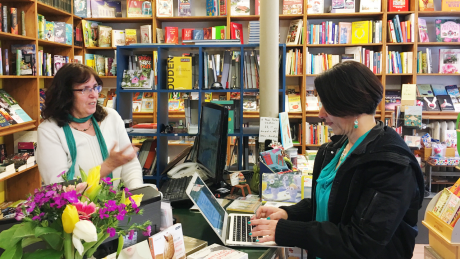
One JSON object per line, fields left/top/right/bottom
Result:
{"left": 274, "top": 121, "right": 424, "bottom": 259}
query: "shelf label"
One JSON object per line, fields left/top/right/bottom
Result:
{"left": 259, "top": 117, "right": 279, "bottom": 143}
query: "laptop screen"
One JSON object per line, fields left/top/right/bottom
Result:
{"left": 188, "top": 176, "right": 226, "bottom": 237}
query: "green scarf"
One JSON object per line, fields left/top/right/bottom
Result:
{"left": 63, "top": 114, "right": 112, "bottom": 180}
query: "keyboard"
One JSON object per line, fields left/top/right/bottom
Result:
{"left": 231, "top": 215, "right": 261, "bottom": 243}
{"left": 160, "top": 176, "right": 192, "bottom": 202}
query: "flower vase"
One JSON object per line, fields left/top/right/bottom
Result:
{"left": 271, "top": 187, "right": 279, "bottom": 200}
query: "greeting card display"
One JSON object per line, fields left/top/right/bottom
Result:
{"left": 261, "top": 172, "right": 302, "bottom": 202}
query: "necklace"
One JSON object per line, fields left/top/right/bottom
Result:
{"left": 72, "top": 121, "right": 93, "bottom": 132}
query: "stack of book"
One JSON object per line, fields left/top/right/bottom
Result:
{"left": 248, "top": 21, "right": 260, "bottom": 44}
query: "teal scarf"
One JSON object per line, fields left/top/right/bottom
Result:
{"left": 63, "top": 114, "right": 112, "bottom": 180}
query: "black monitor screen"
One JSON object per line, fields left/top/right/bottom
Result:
{"left": 197, "top": 106, "right": 221, "bottom": 178}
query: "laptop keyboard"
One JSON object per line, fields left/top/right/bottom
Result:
{"left": 232, "top": 215, "right": 262, "bottom": 242}
{"left": 160, "top": 176, "right": 192, "bottom": 202}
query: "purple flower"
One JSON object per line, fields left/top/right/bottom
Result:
{"left": 57, "top": 171, "right": 66, "bottom": 178}
{"left": 26, "top": 202, "right": 36, "bottom": 213}
{"left": 63, "top": 190, "right": 79, "bottom": 204}
{"left": 32, "top": 212, "right": 45, "bottom": 221}
{"left": 107, "top": 227, "right": 116, "bottom": 238}
{"left": 129, "top": 197, "right": 139, "bottom": 213}
{"left": 109, "top": 187, "right": 116, "bottom": 194}
{"left": 124, "top": 188, "right": 132, "bottom": 196}
{"left": 99, "top": 208, "right": 110, "bottom": 219}
{"left": 115, "top": 208, "right": 127, "bottom": 221}
{"left": 102, "top": 177, "right": 112, "bottom": 185}
{"left": 143, "top": 225, "right": 151, "bottom": 237}
{"left": 128, "top": 230, "right": 135, "bottom": 240}
{"left": 105, "top": 200, "right": 118, "bottom": 212}
{"left": 15, "top": 207, "right": 25, "bottom": 221}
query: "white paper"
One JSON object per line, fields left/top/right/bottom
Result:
{"left": 259, "top": 117, "right": 279, "bottom": 143}
{"left": 279, "top": 112, "right": 293, "bottom": 149}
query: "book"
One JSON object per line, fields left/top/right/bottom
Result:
{"left": 389, "top": 0, "right": 409, "bottom": 11}
{"left": 112, "top": 30, "right": 125, "bottom": 46}
{"left": 165, "top": 26, "right": 178, "bottom": 44}
{"left": 82, "top": 20, "right": 101, "bottom": 47}
{"left": 286, "top": 19, "right": 303, "bottom": 45}
{"left": 182, "top": 28, "right": 194, "bottom": 42}
{"left": 215, "top": 25, "right": 226, "bottom": 39}
{"left": 288, "top": 94, "right": 301, "bottom": 112}
{"left": 192, "top": 29, "right": 204, "bottom": 40}
{"left": 431, "top": 84, "right": 448, "bottom": 95}
{"left": 90, "top": 0, "right": 122, "bottom": 17}
{"left": 104, "top": 240, "right": 153, "bottom": 259}
{"left": 148, "top": 223, "right": 186, "bottom": 259}
{"left": 95, "top": 55, "right": 105, "bottom": 76}
{"left": 127, "top": 0, "right": 152, "bottom": 17}
{"left": 74, "top": 0, "right": 88, "bottom": 17}
{"left": 140, "top": 25, "right": 152, "bottom": 43}
{"left": 443, "top": 0, "right": 460, "bottom": 11}
{"left": 167, "top": 56, "right": 192, "bottom": 90}
{"left": 437, "top": 95, "right": 455, "bottom": 111}
{"left": 307, "top": 0, "right": 324, "bottom": 13}
{"left": 230, "top": 0, "right": 250, "bottom": 15}
{"left": 416, "top": 84, "right": 434, "bottom": 97}
{"left": 85, "top": 53, "right": 95, "bottom": 69}
{"left": 125, "top": 29, "right": 137, "bottom": 45}
{"left": 21, "top": 11, "right": 24, "bottom": 36}
{"left": 351, "top": 21, "right": 370, "bottom": 44}
{"left": 188, "top": 244, "right": 247, "bottom": 259}
{"left": 418, "top": 18, "right": 429, "bottom": 42}
{"left": 283, "top": 0, "right": 303, "bottom": 14}
{"left": 45, "top": 21, "right": 54, "bottom": 41}
{"left": 156, "top": 0, "right": 173, "bottom": 17}
{"left": 422, "top": 96, "right": 440, "bottom": 111}
{"left": 183, "top": 236, "right": 208, "bottom": 256}
{"left": 439, "top": 49, "right": 460, "bottom": 74}
{"left": 226, "top": 199, "right": 261, "bottom": 213}
{"left": 156, "top": 28, "right": 165, "bottom": 43}
{"left": 220, "top": 0, "right": 227, "bottom": 15}
{"left": 65, "top": 24, "right": 72, "bottom": 45}
{"left": 436, "top": 19, "right": 460, "bottom": 42}
{"left": 230, "top": 22, "right": 243, "bottom": 44}
{"left": 98, "top": 25, "right": 112, "bottom": 47}
{"left": 419, "top": 0, "right": 434, "bottom": 11}
{"left": 10, "top": 8, "right": 17, "bottom": 35}
{"left": 122, "top": 69, "right": 154, "bottom": 89}
{"left": 11, "top": 44, "right": 36, "bottom": 76}
{"left": 360, "top": 0, "right": 381, "bottom": 12}
{"left": 445, "top": 85, "right": 460, "bottom": 97}
{"left": 37, "top": 14, "right": 45, "bottom": 39}
{"left": 261, "top": 172, "right": 301, "bottom": 202}
{"left": 2, "top": 6, "right": 6, "bottom": 33}
{"left": 338, "top": 22, "right": 352, "bottom": 44}
{"left": 385, "top": 90, "right": 401, "bottom": 110}
{"left": 141, "top": 92, "right": 154, "bottom": 112}
{"left": 178, "top": 0, "right": 191, "bottom": 16}
{"left": 54, "top": 22, "right": 66, "bottom": 43}
{"left": 404, "top": 106, "right": 422, "bottom": 128}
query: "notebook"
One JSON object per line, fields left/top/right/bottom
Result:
{"left": 185, "top": 173, "right": 278, "bottom": 247}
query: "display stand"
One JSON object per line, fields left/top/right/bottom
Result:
{"left": 422, "top": 191, "right": 460, "bottom": 259}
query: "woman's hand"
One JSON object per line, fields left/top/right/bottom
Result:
{"left": 101, "top": 142, "right": 139, "bottom": 177}
{"left": 248, "top": 218, "right": 279, "bottom": 243}
{"left": 252, "top": 206, "right": 288, "bottom": 221}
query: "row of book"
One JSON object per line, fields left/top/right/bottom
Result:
{"left": 0, "top": 6, "right": 25, "bottom": 36}
{"left": 286, "top": 49, "right": 302, "bottom": 75}
{"left": 387, "top": 51, "right": 413, "bottom": 74}
{"left": 75, "top": 0, "right": 150, "bottom": 18}
{"left": 432, "top": 184, "right": 460, "bottom": 227}
{"left": 38, "top": 15, "right": 72, "bottom": 45}
{"left": 41, "top": 0, "right": 71, "bottom": 13}
{"left": 0, "top": 89, "right": 32, "bottom": 127}
{"left": 85, "top": 54, "right": 117, "bottom": 77}
{"left": 388, "top": 14, "right": 415, "bottom": 43}
{"left": 81, "top": 20, "right": 148, "bottom": 47}
{"left": 305, "top": 122, "right": 334, "bottom": 145}
{"left": 305, "top": 47, "right": 382, "bottom": 75}
{"left": 307, "top": 20, "right": 383, "bottom": 45}
{"left": 38, "top": 52, "right": 70, "bottom": 76}
{"left": 418, "top": 18, "right": 460, "bottom": 43}
{"left": 417, "top": 49, "right": 460, "bottom": 74}
{"left": 248, "top": 21, "right": 260, "bottom": 44}
{"left": 0, "top": 44, "right": 36, "bottom": 76}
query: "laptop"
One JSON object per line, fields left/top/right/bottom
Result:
{"left": 185, "top": 173, "right": 277, "bottom": 247}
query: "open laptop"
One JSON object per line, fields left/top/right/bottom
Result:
{"left": 185, "top": 173, "right": 277, "bottom": 247}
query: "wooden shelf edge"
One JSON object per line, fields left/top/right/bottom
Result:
{"left": 38, "top": 39, "right": 72, "bottom": 48}
{"left": 0, "top": 121, "right": 36, "bottom": 137}
{"left": 0, "top": 165, "right": 38, "bottom": 182}
{"left": 0, "top": 31, "right": 36, "bottom": 41}
{"left": 37, "top": 1, "right": 72, "bottom": 16}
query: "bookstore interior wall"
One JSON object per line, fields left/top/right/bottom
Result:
{"left": 0, "top": 0, "right": 460, "bottom": 201}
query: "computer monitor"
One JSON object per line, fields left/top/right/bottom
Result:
{"left": 196, "top": 102, "right": 228, "bottom": 185}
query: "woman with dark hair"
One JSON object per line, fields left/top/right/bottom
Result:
{"left": 249, "top": 61, "right": 424, "bottom": 258}
{"left": 37, "top": 63, "right": 144, "bottom": 189}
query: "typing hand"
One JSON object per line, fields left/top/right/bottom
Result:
{"left": 251, "top": 206, "right": 288, "bottom": 221}
{"left": 248, "top": 218, "right": 278, "bottom": 243}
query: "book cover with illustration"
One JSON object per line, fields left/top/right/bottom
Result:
{"left": 435, "top": 19, "right": 460, "bottom": 42}
{"left": 433, "top": 189, "right": 452, "bottom": 216}
{"left": 431, "top": 84, "right": 448, "bottom": 96}
{"left": 54, "top": 22, "right": 66, "bottom": 43}
{"left": 445, "top": 85, "right": 460, "bottom": 97}
{"left": 125, "top": 29, "right": 137, "bottom": 45}
{"left": 403, "top": 106, "right": 422, "bottom": 128}
{"left": 261, "top": 172, "right": 301, "bottom": 203}
{"left": 359, "top": 0, "right": 381, "bottom": 12}
{"left": 148, "top": 223, "right": 186, "bottom": 259}
{"left": 98, "top": 25, "right": 112, "bottom": 47}
{"left": 74, "top": 0, "right": 88, "bottom": 17}
{"left": 82, "top": 20, "right": 101, "bottom": 47}
{"left": 231, "top": 0, "right": 250, "bottom": 16}
{"left": 127, "top": 0, "right": 152, "bottom": 17}
{"left": 140, "top": 25, "right": 152, "bottom": 43}
{"left": 439, "top": 49, "right": 460, "bottom": 74}
{"left": 165, "top": 27, "right": 179, "bottom": 44}
{"left": 122, "top": 70, "right": 154, "bottom": 89}
{"left": 157, "top": 0, "right": 173, "bottom": 17}
{"left": 10, "top": 8, "right": 17, "bottom": 35}
{"left": 45, "top": 21, "right": 54, "bottom": 41}
{"left": 442, "top": 0, "right": 460, "bottom": 11}
{"left": 286, "top": 19, "right": 303, "bottom": 45}
{"left": 112, "top": 30, "right": 125, "bottom": 46}
{"left": 104, "top": 240, "right": 153, "bottom": 259}
{"left": 95, "top": 54, "right": 105, "bottom": 76}
{"left": 132, "top": 92, "right": 143, "bottom": 112}
{"left": 437, "top": 95, "right": 455, "bottom": 111}
{"left": 188, "top": 244, "right": 247, "bottom": 259}
{"left": 142, "top": 92, "right": 154, "bottom": 112}
{"left": 65, "top": 23, "right": 72, "bottom": 45}
{"left": 416, "top": 84, "right": 434, "bottom": 97}
{"left": 419, "top": 0, "right": 434, "bottom": 11}
{"left": 418, "top": 18, "right": 429, "bottom": 42}
{"left": 283, "top": 0, "right": 303, "bottom": 14}
{"left": 226, "top": 200, "right": 261, "bottom": 213}
{"left": 422, "top": 96, "right": 441, "bottom": 111}
{"left": 260, "top": 149, "right": 290, "bottom": 173}
{"left": 178, "top": 0, "right": 191, "bottom": 16}
{"left": 307, "top": 0, "right": 324, "bottom": 13}
{"left": 230, "top": 22, "right": 243, "bottom": 44}
{"left": 385, "top": 90, "right": 401, "bottom": 111}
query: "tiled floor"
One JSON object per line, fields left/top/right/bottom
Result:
{"left": 413, "top": 244, "right": 426, "bottom": 259}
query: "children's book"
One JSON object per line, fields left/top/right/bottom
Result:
{"left": 445, "top": 85, "right": 460, "bottom": 97}
{"left": 148, "top": 223, "right": 186, "bottom": 259}
{"left": 437, "top": 95, "right": 455, "bottom": 111}
{"left": 125, "top": 29, "right": 137, "bottom": 45}
{"left": 230, "top": 22, "right": 243, "bottom": 44}
{"left": 65, "top": 24, "right": 72, "bottom": 45}
{"left": 419, "top": 0, "right": 434, "bottom": 11}
{"left": 156, "top": 28, "right": 165, "bottom": 43}
{"left": 122, "top": 70, "right": 154, "bottom": 89}
{"left": 436, "top": 19, "right": 460, "bottom": 42}
{"left": 54, "top": 22, "right": 66, "bottom": 43}
{"left": 226, "top": 200, "right": 261, "bottom": 213}
{"left": 95, "top": 54, "right": 105, "bottom": 76}
{"left": 261, "top": 172, "right": 302, "bottom": 202}
{"left": 260, "top": 149, "right": 290, "bottom": 173}
{"left": 74, "top": 0, "right": 88, "bottom": 17}
{"left": 433, "top": 189, "right": 453, "bottom": 216}
{"left": 127, "top": 0, "right": 152, "bottom": 17}
{"left": 359, "top": 0, "right": 381, "bottom": 12}
{"left": 440, "top": 194, "right": 460, "bottom": 224}
{"left": 443, "top": 0, "right": 460, "bottom": 11}
{"left": 230, "top": 0, "right": 250, "bottom": 16}
{"left": 112, "top": 30, "right": 125, "bottom": 46}
{"left": 178, "top": 0, "right": 191, "bottom": 16}
{"left": 431, "top": 84, "right": 449, "bottom": 96}
{"left": 338, "top": 22, "right": 352, "bottom": 44}
{"left": 156, "top": 0, "right": 173, "bottom": 17}
{"left": 141, "top": 92, "right": 154, "bottom": 112}
{"left": 439, "top": 49, "right": 460, "bottom": 74}
{"left": 404, "top": 106, "right": 422, "bottom": 128}
{"left": 82, "top": 20, "right": 101, "bottom": 47}
{"left": 283, "top": 0, "right": 303, "bottom": 14}
{"left": 132, "top": 92, "right": 142, "bottom": 112}
{"left": 165, "top": 26, "right": 178, "bottom": 44}
{"left": 418, "top": 18, "right": 429, "bottom": 42}
{"left": 286, "top": 19, "right": 303, "bottom": 45}
{"left": 140, "top": 25, "right": 152, "bottom": 43}
{"left": 416, "top": 84, "right": 434, "bottom": 97}
{"left": 98, "top": 25, "right": 112, "bottom": 47}
{"left": 307, "top": 0, "right": 324, "bottom": 13}
{"left": 45, "top": 21, "right": 54, "bottom": 41}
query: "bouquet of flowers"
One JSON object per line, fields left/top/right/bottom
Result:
{"left": 0, "top": 165, "right": 151, "bottom": 259}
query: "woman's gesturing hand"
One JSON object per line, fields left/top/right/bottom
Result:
{"left": 101, "top": 142, "right": 139, "bottom": 177}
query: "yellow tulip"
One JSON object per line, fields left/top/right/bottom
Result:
{"left": 125, "top": 194, "right": 144, "bottom": 207}
{"left": 62, "top": 205, "right": 79, "bottom": 233}
{"left": 84, "top": 165, "right": 101, "bottom": 201}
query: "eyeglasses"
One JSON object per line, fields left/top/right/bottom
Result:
{"left": 73, "top": 85, "right": 102, "bottom": 95}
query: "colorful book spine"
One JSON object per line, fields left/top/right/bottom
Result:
{"left": 3, "top": 6, "right": 7, "bottom": 33}
{"left": 21, "top": 11, "right": 25, "bottom": 36}
{"left": 4, "top": 48, "right": 8, "bottom": 75}
{"left": 10, "top": 8, "right": 17, "bottom": 35}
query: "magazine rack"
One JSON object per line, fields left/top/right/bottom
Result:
{"left": 422, "top": 191, "right": 460, "bottom": 259}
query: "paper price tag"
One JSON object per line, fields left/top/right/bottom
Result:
{"left": 259, "top": 117, "right": 279, "bottom": 143}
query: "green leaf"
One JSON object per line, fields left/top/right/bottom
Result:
{"left": 79, "top": 166, "right": 87, "bottom": 182}
{"left": 116, "top": 235, "right": 124, "bottom": 258}
{"left": 35, "top": 227, "right": 59, "bottom": 238}
{"left": 41, "top": 233, "right": 63, "bottom": 251}
{"left": 22, "top": 237, "right": 43, "bottom": 248}
{"left": 14, "top": 222, "right": 36, "bottom": 239}
{"left": 0, "top": 224, "right": 21, "bottom": 250}
{"left": 23, "top": 249, "right": 63, "bottom": 259}
{"left": 0, "top": 242, "right": 22, "bottom": 259}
